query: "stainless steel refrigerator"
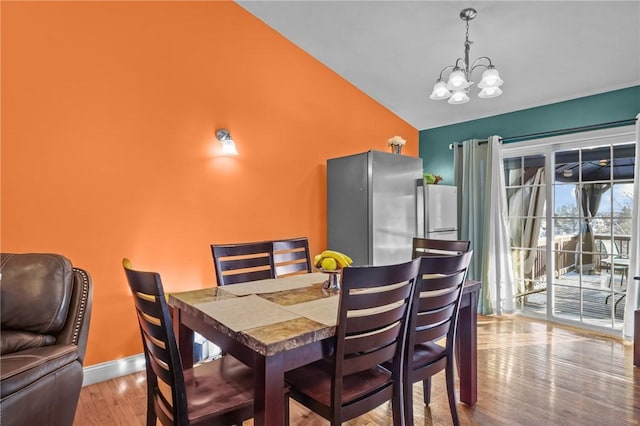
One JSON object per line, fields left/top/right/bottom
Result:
{"left": 417, "top": 183, "right": 458, "bottom": 240}
{"left": 327, "top": 150, "right": 423, "bottom": 266}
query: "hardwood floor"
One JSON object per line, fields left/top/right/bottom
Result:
{"left": 73, "top": 315, "right": 640, "bottom": 425}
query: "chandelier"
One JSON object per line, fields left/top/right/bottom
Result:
{"left": 430, "top": 8, "right": 504, "bottom": 105}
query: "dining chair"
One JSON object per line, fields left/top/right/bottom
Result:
{"left": 211, "top": 241, "right": 276, "bottom": 285}
{"left": 273, "top": 237, "right": 312, "bottom": 277}
{"left": 412, "top": 237, "right": 471, "bottom": 257}
{"left": 284, "top": 257, "right": 421, "bottom": 426}
{"left": 122, "top": 258, "right": 254, "bottom": 426}
{"left": 600, "top": 239, "right": 629, "bottom": 309}
{"left": 403, "top": 251, "right": 473, "bottom": 426}
{"left": 599, "top": 239, "right": 629, "bottom": 286}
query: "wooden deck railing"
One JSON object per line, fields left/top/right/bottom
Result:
{"left": 516, "top": 234, "right": 630, "bottom": 299}
{"left": 527, "top": 234, "right": 630, "bottom": 280}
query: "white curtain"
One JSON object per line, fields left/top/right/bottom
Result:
{"left": 455, "top": 136, "right": 515, "bottom": 314}
{"left": 508, "top": 168, "right": 545, "bottom": 273}
{"left": 622, "top": 114, "right": 640, "bottom": 341}
{"left": 508, "top": 168, "right": 545, "bottom": 296}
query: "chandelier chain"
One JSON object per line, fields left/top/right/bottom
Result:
{"left": 465, "top": 19, "right": 471, "bottom": 46}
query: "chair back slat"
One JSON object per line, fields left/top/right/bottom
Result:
{"left": 146, "top": 348, "right": 176, "bottom": 387}
{"left": 346, "top": 282, "right": 412, "bottom": 310}
{"left": 344, "top": 322, "right": 402, "bottom": 354}
{"left": 416, "top": 305, "right": 456, "bottom": 328}
{"left": 273, "top": 262, "right": 306, "bottom": 277}
{"left": 211, "top": 241, "right": 276, "bottom": 286}
{"left": 418, "top": 289, "right": 459, "bottom": 311}
{"left": 218, "top": 269, "right": 274, "bottom": 285}
{"left": 342, "top": 341, "right": 398, "bottom": 376}
{"left": 418, "top": 270, "right": 467, "bottom": 291}
{"left": 273, "top": 237, "right": 312, "bottom": 277}
{"left": 219, "top": 256, "right": 274, "bottom": 272}
{"left": 415, "top": 320, "right": 451, "bottom": 343}
{"left": 412, "top": 237, "right": 470, "bottom": 258}
{"left": 132, "top": 293, "right": 164, "bottom": 316}
{"left": 142, "top": 336, "right": 173, "bottom": 373}
{"left": 345, "top": 303, "right": 406, "bottom": 334}
{"left": 154, "top": 396, "right": 175, "bottom": 426}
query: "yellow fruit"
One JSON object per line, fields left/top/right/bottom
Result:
{"left": 314, "top": 254, "right": 323, "bottom": 267}
{"left": 321, "top": 250, "right": 352, "bottom": 268}
{"left": 321, "top": 257, "right": 338, "bottom": 271}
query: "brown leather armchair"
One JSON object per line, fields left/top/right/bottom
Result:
{"left": 0, "top": 253, "right": 93, "bottom": 426}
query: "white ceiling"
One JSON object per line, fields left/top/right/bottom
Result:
{"left": 237, "top": 1, "right": 640, "bottom": 130}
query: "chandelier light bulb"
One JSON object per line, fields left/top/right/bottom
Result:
{"left": 430, "top": 80, "right": 452, "bottom": 100}
{"left": 446, "top": 70, "right": 470, "bottom": 90}
{"left": 448, "top": 90, "right": 470, "bottom": 104}
{"left": 478, "top": 67, "right": 504, "bottom": 88}
{"left": 478, "top": 86, "right": 503, "bottom": 99}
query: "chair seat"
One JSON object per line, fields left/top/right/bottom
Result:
{"left": 185, "top": 355, "right": 254, "bottom": 424}
{"left": 285, "top": 359, "right": 392, "bottom": 407}
{"left": 602, "top": 257, "right": 629, "bottom": 268}
{"left": 612, "top": 258, "right": 629, "bottom": 268}
{"left": 412, "top": 341, "right": 447, "bottom": 368}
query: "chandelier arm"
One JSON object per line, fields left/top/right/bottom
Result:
{"left": 437, "top": 65, "right": 458, "bottom": 81}
{"left": 454, "top": 58, "right": 466, "bottom": 70}
{"left": 470, "top": 56, "right": 494, "bottom": 72}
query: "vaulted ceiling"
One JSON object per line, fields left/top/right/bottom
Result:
{"left": 237, "top": 1, "right": 640, "bottom": 130}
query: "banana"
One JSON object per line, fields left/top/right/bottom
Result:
{"left": 313, "top": 250, "right": 354, "bottom": 269}
{"left": 320, "top": 250, "right": 353, "bottom": 268}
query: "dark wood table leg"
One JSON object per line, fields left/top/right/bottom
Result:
{"left": 634, "top": 308, "right": 639, "bottom": 367}
{"left": 253, "top": 352, "right": 285, "bottom": 426}
{"left": 171, "top": 307, "right": 194, "bottom": 369}
{"left": 456, "top": 289, "right": 478, "bottom": 405}
{"left": 634, "top": 277, "right": 639, "bottom": 368}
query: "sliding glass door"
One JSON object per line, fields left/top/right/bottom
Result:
{"left": 504, "top": 127, "right": 635, "bottom": 333}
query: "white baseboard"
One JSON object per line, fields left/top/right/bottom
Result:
{"left": 82, "top": 353, "right": 146, "bottom": 386}
{"left": 82, "top": 339, "right": 221, "bottom": 386}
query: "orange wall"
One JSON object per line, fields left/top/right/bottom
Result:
{"left": 1, "top": 1, "right": 417, "bottom": 366}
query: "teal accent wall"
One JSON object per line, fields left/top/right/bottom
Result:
{"left": 419, "top": 86, "right": 640, "bottom": 184}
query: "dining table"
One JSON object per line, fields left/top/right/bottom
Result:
{"left": 168, "top": 272, "right": 480, "bottom": 426}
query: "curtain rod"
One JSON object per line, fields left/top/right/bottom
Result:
{"left": 448, "top": 118, "right": 637, "bottom": 150}
{"left": 449, "top": 139, "right": 488, "bottom": 150}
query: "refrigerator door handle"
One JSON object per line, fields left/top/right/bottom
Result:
{"left": 416, "top": 178, "right": 424, "bottom": 238}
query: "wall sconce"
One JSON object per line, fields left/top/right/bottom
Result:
{"left": 216, "top": 128, "right": 238, "bottom": 155}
